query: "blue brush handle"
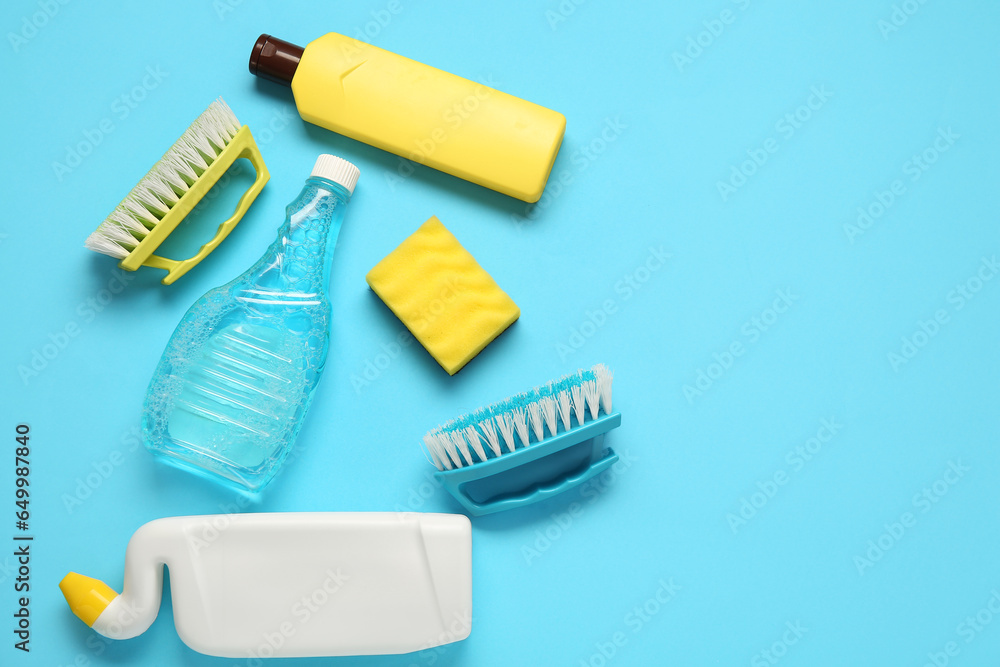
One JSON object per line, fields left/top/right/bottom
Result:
{"left": 436, "top": 412, "right": 622, "bottom": 516}
{"left": 459, "top": 449, "right": 619, "bottom": 515}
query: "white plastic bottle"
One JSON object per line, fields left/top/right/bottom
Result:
{"left": 59, "top": 513, "right": 472, "bottom": 658}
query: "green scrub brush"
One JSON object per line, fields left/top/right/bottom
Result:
{"left": 84, "top": 98, "right": 269, "bottom": 284}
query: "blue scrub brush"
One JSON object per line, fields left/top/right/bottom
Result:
{"left": 422, "top": 364, "right": 621, "bottom": 516}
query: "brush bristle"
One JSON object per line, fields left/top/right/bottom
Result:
{"left": 84, "top": 98, "right": 241, "bottom": 259}
{"left": 422, "top": 364, "right": 615, "bottom": 471}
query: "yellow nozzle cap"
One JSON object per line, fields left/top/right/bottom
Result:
{"left": 59, "top": 572, "right": 118, "bottom": 627}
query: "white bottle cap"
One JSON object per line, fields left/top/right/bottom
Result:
{"left": 311, "top": 154, "right": 360, "bottom": 195}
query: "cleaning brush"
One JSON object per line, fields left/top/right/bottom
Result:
{"left": 422, "top": 363, "right": 622, "bottom": 515}
{"left": 85, "top": 98, "right": 269, "bottom": 284}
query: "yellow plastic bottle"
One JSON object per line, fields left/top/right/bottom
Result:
{"left": 250, "top": 34, "right": 565, "bottom": 203}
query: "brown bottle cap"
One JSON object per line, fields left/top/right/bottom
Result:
{"left": 249, "top": 34, "right": 303, "bottom": 86}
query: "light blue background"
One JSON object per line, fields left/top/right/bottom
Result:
{"left": 1, "top": 0, "right": 999, "bottom": 665}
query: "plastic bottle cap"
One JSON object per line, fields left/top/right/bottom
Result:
{"left": 249, "top": 35, "right": 303, "bottom": 86}
{"left": 311, "top": 155, "right": 360, "bottom": 195}
{"left": 59, "top": 572, "right": 119, "bottom": 627}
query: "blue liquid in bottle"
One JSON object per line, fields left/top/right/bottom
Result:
{"left": 142, "top": 155, "right": 359, "bottom": 492}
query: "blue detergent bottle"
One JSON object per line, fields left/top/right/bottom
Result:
{"left": 141, "top": 155, "right": 359, "bottom": 492}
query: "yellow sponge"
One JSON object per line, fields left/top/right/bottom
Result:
{"left": 366, "top": 217, "right": 520, "bottom": 375}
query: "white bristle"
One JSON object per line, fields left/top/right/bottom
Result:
{"left": 510, "top": 407, "right": 530, "bottom": 447}
{"left": 570, "top": 384, "right": 586, "bottom": 426}
{"left": 495, "top": 413, "right": 517, "bottom": 453}
{"left": 165, "top": 146, "right": 204, "bottom": 182}
{"left": 449, "top": 432, "right": 474, "bottom": 467}
{"left": 108, "top": 207, "right": 149, "bottom": 235}
{"left": 132, "top": 181, "right": 168, "bottom": 215}
{"left": 98, "top": 209, "right": 147, "bottom": 248}
{"left": 556, "top": 390, "right": 572, "bottom": 431}
{"left": 463, "top": 426, "right": 487, "bottom": 463}
{"left": 527, "top": 401, "right": 545, "bottom": 442}
{"left": 594, "top": 363, "right": 613, "bottom": 413}
{"left": 85, "top": 98, "right": 241, "bottom": 260}
{"left": 421, "top": 365, "right": 615, "bottom": 469}
{"left": 423, "top": 434, "right": 447, "bottom": 471}
{"left": 439, "top": 434, "right": 456, "bottom": 470}
{"left": 479, "top": 419, "right": 502, "bottom": 457}
{"left": 441, "top": 432, "right": 462, "bottom": 469}
{"left": 435, "top": 436, "right": 453, "bottom": 471}
{"left": 121, "top": 197, "right": 157, "bottom": 226}
{"left": 582, "top": 379, "right": 600, "bottom": 419}
{"left": 141, "top": 172, "right": 180, "bottom": 206}
{"left": 539, "top": 396, "right": 558, "bottom": 436}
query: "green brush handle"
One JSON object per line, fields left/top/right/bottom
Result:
{"left": 120, "top": 126, "right": 269, "bottom": 285}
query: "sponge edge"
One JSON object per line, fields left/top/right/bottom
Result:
{"left": 366, "top": 217, "right": 520, "bottom": 375}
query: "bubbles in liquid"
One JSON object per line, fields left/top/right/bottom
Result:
{"left": 141, "top": 181, "right": 343, "bottom": 491}
{"left": 144, "top": 286, "right": 330, "bottom": 487}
